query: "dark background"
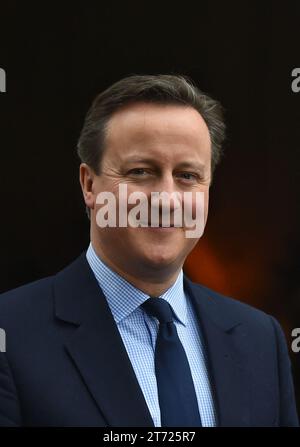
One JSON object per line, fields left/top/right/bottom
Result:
{"left": 0, "top": 2, "right": 299, "bottom": 412}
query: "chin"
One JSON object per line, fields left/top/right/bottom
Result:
{"left": 140, "top": 248, "right": 181, "bottom": 270}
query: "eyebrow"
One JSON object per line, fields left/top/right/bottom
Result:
{"left": 125, "top": 157, "right": 157, "bottom": 164}
{"left": 125, "top": 157, "right": 206, "bottom": 172}
{"left": 175, "top": 161, "right": 206, "bottom": 172}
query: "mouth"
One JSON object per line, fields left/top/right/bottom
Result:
{"left": 139, "top": 220, "right": 177, "bottom": 227}
{"left": 138, "top": 222, "right": 178, "bottom": 231}
{"left": 154, "top": 223, "right": 175, "bottom": 227}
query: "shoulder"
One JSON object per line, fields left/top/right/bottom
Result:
{"left": 0, "top": 252, "right": 88, "bottom": 329}
{"left": 0, "top": 275, "right": 54, "bottom": 326}
{"left": 185, "top": 277, "right": 282, "bottom": 338}
{"left": 0, "top": 252, "right": 88, "bottom": 314}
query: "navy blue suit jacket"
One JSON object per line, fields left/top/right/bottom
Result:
{"left": 0, "top": 251, "right": 298, "bottom": 426}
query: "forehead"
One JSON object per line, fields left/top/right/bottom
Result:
{"left": 104, "top": 102, "right": 211, "bottom": 152}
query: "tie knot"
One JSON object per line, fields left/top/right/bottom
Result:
{"left": 141, "top": 297, "right": 174, "bottom": 323}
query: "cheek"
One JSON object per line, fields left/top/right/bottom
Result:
{"left": 182, "top": 190, "right": 208, "bottom": 221}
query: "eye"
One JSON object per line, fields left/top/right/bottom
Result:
{"left": 128, "top": 168, "right": 148, "bottom": 176}
{"left": 176, "top": 172, "right": 198, "bottom": 181}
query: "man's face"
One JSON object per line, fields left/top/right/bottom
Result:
{"left": 81, "top": 102, "right": 211, "bottom": 275}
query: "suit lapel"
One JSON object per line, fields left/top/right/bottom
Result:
{"left": 53, "top": 252, "right": 154, "bottom": 427}
{"left": 184, "top": 276, "right": 251, "bottom": 427}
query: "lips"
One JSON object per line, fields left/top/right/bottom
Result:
{"left": 138, "top": 221, "right": 178, "bottom": 228}
{"left": 152, "top": 223, "right": 175, "bottom": 227}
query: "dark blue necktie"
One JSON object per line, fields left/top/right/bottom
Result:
{"left": 141, "top": 297, "right": 202, "bottom": 427}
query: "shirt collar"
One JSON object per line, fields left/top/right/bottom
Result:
{"left": 86, "top": 242, "right": 187, "bottom": 326}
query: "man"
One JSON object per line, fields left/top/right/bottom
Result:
{"left": 0, "top": 74, "right": 298, "bottom": 427}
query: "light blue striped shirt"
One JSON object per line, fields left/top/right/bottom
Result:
{"left": 86, "top": 242, "right": 216, "bottom": 427}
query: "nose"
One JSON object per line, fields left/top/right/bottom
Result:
{"left": 156, "top": 171, "right": 176, "bottom": 194}
{"left": 148, "top": 172, "right": 182, "bottom": 224}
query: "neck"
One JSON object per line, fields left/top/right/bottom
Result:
{"left": 90, "top": 240, "right": 182, "bottom": 297}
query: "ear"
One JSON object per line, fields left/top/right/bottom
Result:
{"left": 79, "top": 163, "right": 96, "bottom": 211}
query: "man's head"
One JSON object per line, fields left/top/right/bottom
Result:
{"left": 78, "top": 74, "right": 226, "bottom": 281}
